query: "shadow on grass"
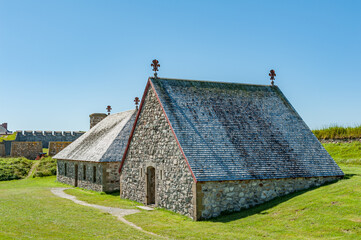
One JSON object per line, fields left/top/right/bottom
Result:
{"left": 209, "top": 178, "right": 347, "bottom": 223}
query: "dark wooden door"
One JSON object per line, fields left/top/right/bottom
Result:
{"left": 74, "top": 164, "right": 78, "bottom": 187}
{"left": 147, "top": 167, "right": 155, "bottom": 205}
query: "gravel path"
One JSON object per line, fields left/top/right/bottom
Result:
{"left": 51, "top": 188, "right": 165, "bottom": 239}
{"left": 25, "top": 160, "right": 40, "bottom": 179}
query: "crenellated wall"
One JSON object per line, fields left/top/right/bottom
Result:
{"left": 15, "top": 131, "right": 84, "bottom": 148}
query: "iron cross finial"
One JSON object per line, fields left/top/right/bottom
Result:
{"left": 106, "top": 105, "right": 112, "bottom": 115}
{"left": 151, "top": 59, "right": 160, "bottom": 78}
{"left": 134, "top": 97, "right": 140, "bottom": 110}
{"left": 269, "top": 69, "right": 276, "bottom": 86}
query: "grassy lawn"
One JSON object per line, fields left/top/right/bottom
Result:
{"left": 0, "top": 143, "right": 360, "bottom": 239}
{"left": 64, "top": 188, "right": 141, "bottom": 209}
{"left": 0, "top": 177, "right": 155, "bottom": 240}
{"left": 124, "top": 164, "right": 361, "bottom": 239}
{"left": 323, "top": 142, "right": 361, "bottom": 165}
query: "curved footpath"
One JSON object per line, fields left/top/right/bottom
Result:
{"left": 51, "top": 188, "right": 166, "bottom": 239}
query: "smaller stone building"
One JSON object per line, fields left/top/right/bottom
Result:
{"left": 54, "top": 110, "right": 136, "bottom": 192}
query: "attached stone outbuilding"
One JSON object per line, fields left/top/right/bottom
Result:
{"left": 55, "top": 110, "right": 136, "bottom": 192}
{"left": 119, "top": 77, "right": 344, "bottom": 220}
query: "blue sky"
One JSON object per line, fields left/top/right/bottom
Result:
{"left": 0, "top": 0, "right": 360, "bottom": 131}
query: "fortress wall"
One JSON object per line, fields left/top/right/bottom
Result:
{"left": 10, "top": 141, "right": 42, "bottom": 160}
{"left": 15, "top": 131, "right": 84, "bottom": 148}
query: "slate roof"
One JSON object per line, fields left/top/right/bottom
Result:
{"left": 148, "top": 78, "right": 344, "bottom": 181}
{"left": 55, "top": 110, "right": 136, "bottom": 162}
{"left": 0, "top": 126, "right": 10, "bottom": 135}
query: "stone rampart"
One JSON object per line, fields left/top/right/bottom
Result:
{"left": 15, "top": 131, "right": 84, "bottom": 148}
{"left": 10, "top": 141, "right": 42, "bottom": 160}
{"left": 48, "top": 142, "right": 72, "bottom": 156}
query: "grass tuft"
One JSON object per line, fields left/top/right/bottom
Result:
{"left": 313, "top": 125, "right": 361, "bottom": 139}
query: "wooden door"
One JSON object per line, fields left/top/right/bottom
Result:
{"left": 146, "top": 167, "right": 155, "bottom": 205}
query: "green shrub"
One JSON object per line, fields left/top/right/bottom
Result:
{"left": 34, "top": 157, "right": 57, "bottom": 177}
{"left": 0, "top": 157, "right": 33, "bottom": 181}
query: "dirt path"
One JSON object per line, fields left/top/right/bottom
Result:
{"left": 26, "top": 160, "right": 40, "bottom": 179}
{"left": 51, "top": 188, "right": 165, "bottom": 239}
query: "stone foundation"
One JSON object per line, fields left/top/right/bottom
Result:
{"left": 196, "top": 176, "right": 341, "bottom": 220}
{"left": 10, "top": 141, "right": 42, "bottom": 159}
{"left": 57, "top": 159, "right": 120, "bottom": 192}
{"left": 48, "top": 142, "right": 72, "bottom": 156}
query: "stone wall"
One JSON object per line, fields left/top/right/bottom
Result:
{"left": 0, "top": 143, "right": 5, "bottom": 157}
{"left": 120, "top": 87, "right": 195, "bottom": 218}
{"left": 48, "top": 142, "right": 72, "bottom": 156}
{"left": 10, "top": 141, "right": 42, "bottom": 159}
{"left": 197, "top": 176, "right": 340, "bottom": 220}
{"left": 103, "top": 162, "right": 121, "bottom": 192}
{"left": 89, "top": 113, "right": 107, "bottom": 129}
{"left": 57, "top": 160, "right": 119, "bottom": 192}
{"left": 57, "top": 160, "right": 104, "bottom": 192}
{"left": 15, "top": 131, "right": 84, "bottom": 148}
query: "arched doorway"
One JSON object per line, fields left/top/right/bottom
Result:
{"left": 74, "top": 164, "right": 78, "bottom": 187}
{"left": 146, "top": 166, "right": 155, "bottom": 205}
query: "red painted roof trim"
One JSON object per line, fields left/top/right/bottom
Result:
{"left": 118, "top": 78, "right": 197, "bottom": 183}
{"left": 118, "top": 80, "right": 150, "bottom": 173}
{"left": 149, "top": 79, "right": 197, "bottom": 183}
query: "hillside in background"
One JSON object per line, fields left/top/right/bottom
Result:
{"left": 313, "top": 125, "right": 361, "bottom": 140}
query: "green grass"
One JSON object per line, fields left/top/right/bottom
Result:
{"left": 34, "top": 157, "right": 57, "bottom": 177}
{"left": 0, "top": 157, "right": 33, "bottom": 181}
{"left": 0, "top": 165, "right": 359, "bottom": 239}
{"left": 64, "top": 188, "right": 141, "bottom": 209}
{"left": 0, "top": 138, "right": 360, "bottom": 239}
{"left": 0, "top": 176, "right": 155, "bottom": 240}
{"left": 42, "top": 148, "right": 49, "bottom": 154}
{"left": 125, "top": 165, "right": 361, "bottom": 239}
{"left": 313, "top": 125, "right": 361, "bottom": 139}
{"left": 0, "top": 132, "right": 17, "bottom": 142}
{"left": 323, "top": 142, "right": 361, "bottom": 165}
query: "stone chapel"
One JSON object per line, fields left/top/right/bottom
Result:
{"left": 119, "top": 77, "right": 344, "bottom": 220}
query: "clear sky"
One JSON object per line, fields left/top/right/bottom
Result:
{"left": 0, "top": 0, "right": 360, "bottom": 131}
